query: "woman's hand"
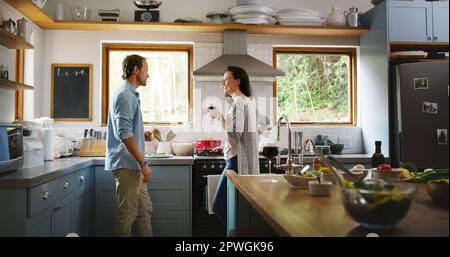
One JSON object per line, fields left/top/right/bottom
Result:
{"left": 208, "top": 108, "right": 222, "bottom": 120}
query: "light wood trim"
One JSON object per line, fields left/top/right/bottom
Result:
{"left": 390, "top": 42, "right": 449, "bottom": 46}
{"left": 3, "top": 0, "right": 54, "bottom": 23}
{"left": 14, "top": 49, "right": 25, "bottom": 121}
{"left": 36, "top": 20, "right": 369, "bottom": 36}
{"left": 273, "top": 47, "right": 357, "bottom": 126}
{"left": 0, "top": 27, "right": 34, "bottom": 49}
{"left": 50, "top": 64, "right": 93, "bottom": 121}
{"left": 102, "top": 43, "right": 194, "bottom": 126}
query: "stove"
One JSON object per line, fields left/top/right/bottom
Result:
{"left": 192, "top": 155, "right": 286, "bottom": 237}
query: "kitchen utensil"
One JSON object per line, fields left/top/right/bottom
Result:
{"left": 2, "top": 18, "right": 16, "bottom": 34}
{"left": 326, "top": 6, "right": 347, "bottom": 27}
{"left": 156, "top": 142, "right": 172, "bottom": 154}
{"left": 32, "top": 0, "right": 47, "bottom": 8}
{"left": 152, "top": 128, "right": 162, "bottom": 142}
{"left": 427, "top": 180, "right": 449, "bottom": 206}
{"left": 133, "top": 0, "right": 162, "bottom": 9}
{"left": 300, "top": 164, "right": 310, "bottom": 174}
{"left": 308, "top": 181, "right": 332, "bottom": 196}
{"left": 344, "top": 6, "right": 363, "bottom": 27}
{"left": 166, "top": 130, "right": 176, "bottom": 142}
{"left": 172, "top": 143, "right": 193, "bottom": 156}
{"left": 330, "top": 144, "right": 344, "bottom": 154}
{"left": 16, "top": 18, "right": 32, "bottom": 42}
{"left": 195, "top": 139, "right": 221, "bottom": 151}
{"left": 0, "top": 123, "right": 24, "bottom": 173}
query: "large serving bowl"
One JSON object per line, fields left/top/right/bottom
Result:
{"left": 172, "top": 143, "right": 193, "bottom": 156}
{"left": 341, "top": 180, "right": 416, "bottom": 230}
{"left": 372, "top": 168, "right": 401, "bottom": 182}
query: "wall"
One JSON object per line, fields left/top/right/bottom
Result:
{"left": 0, "top": 1, "right": 44, "bottom": 123}
{"left": 41, "top": 0, "right": 373, "bottom": 23}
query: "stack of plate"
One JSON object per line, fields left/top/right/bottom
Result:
{"left": 275, "top": 9, "right": 325, "bottom": 26}
{"left": 229, "top": 4, "right": 275, "bottom": 24}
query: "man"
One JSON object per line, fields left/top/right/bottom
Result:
{"left": 105, "top": 54, "right": 153, "bottom": 237}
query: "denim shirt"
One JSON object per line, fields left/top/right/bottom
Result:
{"left": 105, "top": 81, "right": 145, "bottom": 171}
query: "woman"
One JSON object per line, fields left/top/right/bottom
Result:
{"left": 209, "top": 66, "right": 260, "bottom": 226}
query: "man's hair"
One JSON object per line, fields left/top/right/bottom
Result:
{"left": 122, "top": 54, "right": 147, "bottom": 80}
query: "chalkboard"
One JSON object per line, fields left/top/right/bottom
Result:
{"left": 51, "top": 64, "right": 92, "bottom": 121}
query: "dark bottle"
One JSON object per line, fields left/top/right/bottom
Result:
{"left": 371, "top": 141, "right": 385, "bottom": 168}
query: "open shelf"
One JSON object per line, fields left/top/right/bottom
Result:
{"left": 4, "top": 0, "right": 369, "bottom": 37}
{"left": 0, "top": 78, "right": 34, "bottom": 90}
{"left": 36, "top": 21, "right": 370, "bottom": 36}
{"left": 0, "top": 27, "right": 34, "bottom": 49}
{"left": 3, "top": 0, "right": 54, "bottom": 23}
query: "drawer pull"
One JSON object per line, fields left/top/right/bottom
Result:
{"left": 63, "top": 182, "right": 70, "bottom": 189}
{"left": 79, "top": 176, "right": 85, "bottom": 182}
{"left": 41, "top": 192, "right": 50, "bottom": 200}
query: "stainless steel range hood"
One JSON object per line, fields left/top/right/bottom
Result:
{"left": 193, "top": 30, "right": 284, "bottom": 79}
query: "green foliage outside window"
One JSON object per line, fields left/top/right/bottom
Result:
{"left": 276, "top": 53, "right": 351, "bottom": 123}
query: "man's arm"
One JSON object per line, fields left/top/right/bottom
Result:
{"left": 122, "top": 136, "right": 151, "bottom": 183}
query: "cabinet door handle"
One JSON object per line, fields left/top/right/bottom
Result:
{"left": 79, "top": 176, "right": 85, "bottom": 182}
{"left": 427, "top": 36, "right": 432, "bottom": 41}
{"left": 63, "top": 182, "right": 70, "bottom": 189}
{"left": 41, "top": 192, "right": 50, "bottom": 200}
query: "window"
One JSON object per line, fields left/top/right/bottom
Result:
{"left": 102, "top": 44, "right": 193, "bottom": 125}
{"left": 274, "top": 48, "right": 356, "bottom": 125}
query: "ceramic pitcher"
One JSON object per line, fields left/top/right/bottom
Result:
{"left": 326, "top": 6, "right": 347, "bottom": 27}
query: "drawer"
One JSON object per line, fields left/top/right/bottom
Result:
{"left": 74, "top": 167, "right": 93, "bottom": 191}
{"left": 95, "top": 166, "right": 115, "bottom": 184}
{"left": 57, "top": 173, "right": 76, "bottom": 197}
{"left": 151, "top": 166, "right": 190, "bottom": 183}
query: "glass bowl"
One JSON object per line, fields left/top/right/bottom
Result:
{"left": 341, "top": 179, "right": 416, "bottom": 230}
{"left": 71, "top": 6, "right": 91, "bottom": 21}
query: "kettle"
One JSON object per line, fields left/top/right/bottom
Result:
{"left": 16, "top": 18, "right": 33, "bottom": 42}
{"left": 344, "top": 6, "right": 363, "bottom": 28}
{"left": 2, "top": 18, "right": 16, "bottom": 34}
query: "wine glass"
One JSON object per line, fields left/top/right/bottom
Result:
{"left": 262, "top": 142, "right": 279, "bottom": 183}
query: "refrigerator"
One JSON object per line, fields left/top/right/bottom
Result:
{"left": 389, "top": 61, "right": 449, "bottom": 169}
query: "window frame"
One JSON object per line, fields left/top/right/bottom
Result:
{"left": 102, "top": 43, "right": 193, "bottom": 126}
{"left": 273, "top": 47, "right": 357, "bottom": 126}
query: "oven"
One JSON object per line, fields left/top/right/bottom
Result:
{"left": 192, "top": 156, "right": 286, "bottom": 237}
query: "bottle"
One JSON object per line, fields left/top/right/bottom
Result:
{"left": 55, "top": 3, "right": 64, "bottom": 20}
{"left": 313, "top": 156, "right": 321, "bottom": 172}
{"left": 371, "top": 141, "right": 385, "bottom": 168}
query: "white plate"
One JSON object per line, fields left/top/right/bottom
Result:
{"left": 233, "top": 18, "right": 269, "bottom": 24}
{"left": 278, "top": 20, "right": 324, "bottom": 26}
{"left": 229, "top": 5, "right": 274, "bottom": 16}
{"left": 231, "top": 13, "right": 271, "bottom": 20}
{"left": 277, "top": 8, "right": 321, "bottom": 16}
{"left": 275, "top": 14, "right": 324, "bottom": 20}
{"left": 145, "top": 153, "right": 174, "bottom": 158}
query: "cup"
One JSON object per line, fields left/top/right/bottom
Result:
{"left": 156, "top": 142, "right": 173, "bottom": 154}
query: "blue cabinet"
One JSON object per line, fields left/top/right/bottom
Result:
{"left": 388, "top": 1, "right": 448, "bottom": 43}
{"left": 94, "top": 165, "right": 192, "bottom": 237}
{"left": 0, "top": 167, "right": 93, "bottom": 237}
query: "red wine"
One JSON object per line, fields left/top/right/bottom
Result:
{"left": 262, "top": 146, "right": 279, "bottom": 161}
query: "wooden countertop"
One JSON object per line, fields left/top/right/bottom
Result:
{"left": 225, "top": 171, "right": 449, "bottom": 237}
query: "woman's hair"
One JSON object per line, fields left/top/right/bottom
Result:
{"left": 226, "top": 66, "right": 252, "bottom": 97}
{"left": 122, "top": 54, "right": 147, "bottom": 80}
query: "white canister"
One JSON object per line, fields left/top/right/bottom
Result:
{"left": 36, "top": 128, "right": 54, "bottom": 160}
{"left": 156, "top": 142, "right": 173, "bottom": 155}
{"left": 55, "top": 3, "right": 64, "bottom": 20}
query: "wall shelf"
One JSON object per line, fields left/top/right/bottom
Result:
{"left": 0, "top": 78, "right": 34, "bottom": 90}
{"left": 4, "top": 0, "right": 369, "bottom": 37}
{"left": 0, "top": 27, "right": 34, "bottom": 49}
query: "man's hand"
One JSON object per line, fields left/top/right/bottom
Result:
{"left": 141, "top": 164, "right": 152, "bottom": 183}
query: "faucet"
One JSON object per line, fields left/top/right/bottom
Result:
{"left": 276, "top": 115, "right": 301, "bottom": 175}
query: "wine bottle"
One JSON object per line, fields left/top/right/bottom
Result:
{"left": 371, "top": 141, "right": 385, "bottom": 168}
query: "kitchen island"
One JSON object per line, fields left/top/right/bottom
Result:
{"left": 225, "top": 170, "right": 449, "bottom": 237}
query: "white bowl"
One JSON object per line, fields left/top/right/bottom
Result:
{"left": 156, "top": 142, "right": 172, "bottom": 154}
{"left": 284, "top": 175, "right": 319, "bottom": 189}
{"left": 372, "top": 168, "right": 401, "bottom": 182}
{"left": 341, "top": 169, "right": 369, "bottom": 181}
{"left": 236, "top": 0, "right": 263, "bottom": 6}
{"left": 171, "top": 143, "right": 193, "bottom": 156}
{"left": 309, "top": 181, "right": 332, "bottom": 196}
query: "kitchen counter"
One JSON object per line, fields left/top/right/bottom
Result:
{"left": 0, "top": 156, "right": 194, "bottom": 189}
{"left": 225, "top": 170, "right": 449, "bottom": 237}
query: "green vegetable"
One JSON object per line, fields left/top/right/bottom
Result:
{"left": 300, "top": 171, "right": 321, "bottom": 177}
{"left": 407, "top": 169, "right": 449, "bottom": 183}
{"left": 400, "top": 162, "right": 418, "bottom": 173}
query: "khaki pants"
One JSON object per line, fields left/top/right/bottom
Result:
{"left": 112, "top": 168, "right": 153, "bottom": 237}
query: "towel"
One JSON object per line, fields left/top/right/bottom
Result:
{"left": 207, "top": 175, "right": 221, "bottom": 214}
{"left": 0, "top": 127, "right": 10, "bottom": 161}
